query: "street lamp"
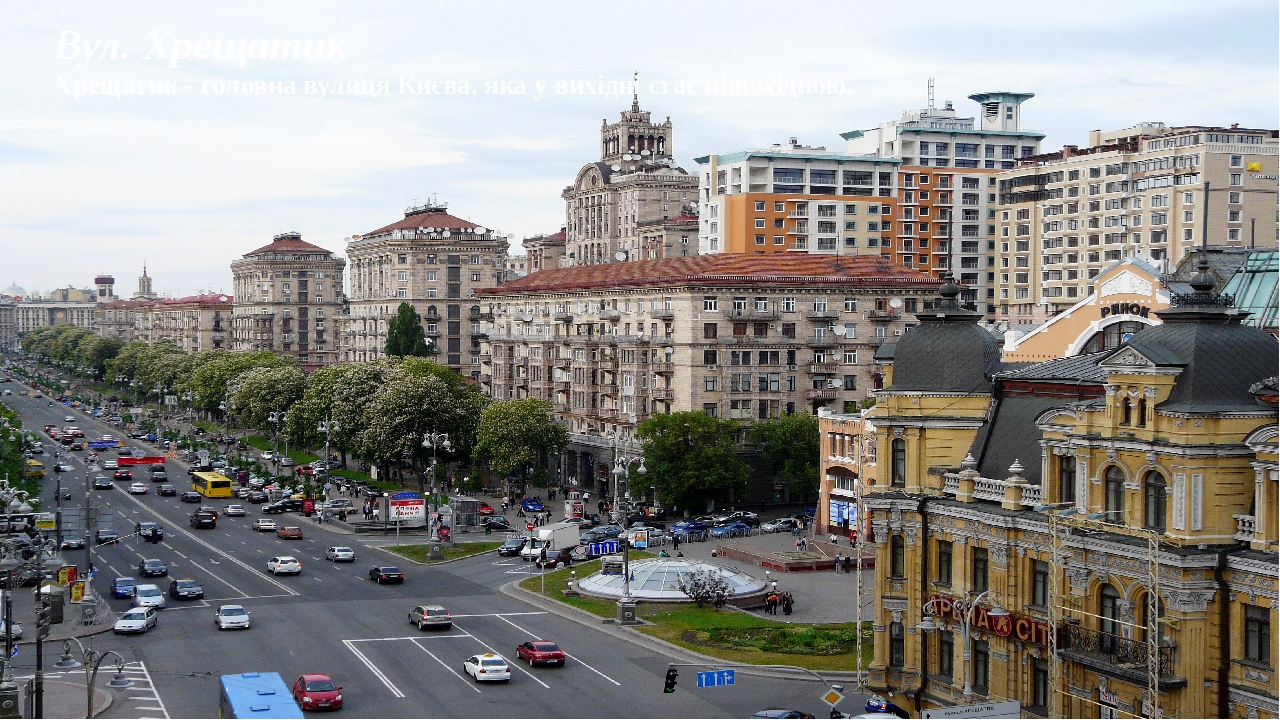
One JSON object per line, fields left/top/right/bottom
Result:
{"left": 610, "top": 430, "right": 646, "bottom": 616}
{"left": 53, "top": 638, "right": 134, "bottom": 718}
{"left": 421, "top": 432, "right": 450, "bottom": 519}
{"left": 267, "top": 411, "right": 288, "bottom": 473}
{"left": 919, "top": 590, "right": 1009, "bottom": 700}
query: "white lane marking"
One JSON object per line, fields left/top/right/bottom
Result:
{"left": 107, "top": 564, "right": 123, "bottom": 577}
{"left": 409, "top": 638, "right": 481, "bottom": 694}
{"left": 493, "top": 614, "right": 621, "bottom": 685}
{"left": 447, "top": 612, "right": 548, "bottom": 619}
{"left": 129, "top": 661, "right": 170, "bottom": 719}
{"left": 347, "top": 634, "right": 472, "bottom": 642}
{"left": 173, "top": 551, "right": 187, "bottom": 559}
{"left": 454, "top": 627, "right": 549, "bottom": 689}
{"left": 341, "top": 640, "right": 405, "bottom": 698}
{"left": 183, "top": 557, "right": 248, "bottom": 598}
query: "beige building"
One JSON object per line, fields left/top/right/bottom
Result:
{"left": 524, "top": 230, "right": 566, "bottom": 272}
{"left": 0, "top": 299, "right": 16, "bottom": 351}
{"left": 817, "top": 409, "right": 878, "bottom": 538}
{"left": 634, "top": 213, "right": 698, "bottom": 260}
{"left": 230, "top": 232, "right": 346, "bottom": 369}
{"left": 475, "top": 253, "right": 940, "bottom": 494}
{"left": 995, "top": 123, "right": 1279, "bottom": 321}
{"left": 96, "top": 298, "right": 150, "bottom": 343}
{"left": 342, "top": 201, "right": 507, "bottom": 373}
{"left": 14, "top": 300, "right": 97, "bottom": 333}
{"left": 135, "top": 294, "right": 232, "bottom": 352}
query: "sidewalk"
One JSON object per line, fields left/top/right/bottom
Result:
{"left": 9, "top": 588, "right": 115, "bottom": 648}
{"left": 13, "top": 679, "right": 114, "bottom": 719}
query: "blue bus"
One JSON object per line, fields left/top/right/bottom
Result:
{"left": 218, "top": 672, "right": 304, "bottom": 719}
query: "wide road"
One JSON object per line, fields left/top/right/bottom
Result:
{"left": 4, "top": 386, "right": 861, "bottom": 719}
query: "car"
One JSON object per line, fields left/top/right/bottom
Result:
{"left": 235, "top": 487, "right": 251, "bottom": 499}
{"left": 463, "top": 653, "right": 511, "bottom": 682}
{"left": 482, "top": 516, "right": 515, "bottom": 532}
{"left": 0, "top": 621, "right": 20, "bottom": 640}
{"left": 278, "top": 457, "right": 296, "bottom": 467}
{"left": 478, "top": 501, "right": 495, "bottom": 516}
{"left": 251, "top": 519, "right": 278, "bottom": 532}
{"left": 136, "top": 522, "right": 163, "bottom": 542}
{"left": 102, "top": 459, "right": 118, "bottom": 470}
{"left": 64, "top": 416, "right": 75, "bottom": 422}
{"left": 750, "top": 710, "right": 817, "bottom": 719}
{"left": 197, "top": 506, "right": 220, "bottom": 520}
{"left": 260, "top": 451, "right": 275, "bottom": 461}
{"left": 324, "top": 546, "right": 355, "bottom": 562}
{"left": 114, "top": 470, "right": 134, "bottom": 481}
{"left": 158, "top": 484, "right": 176, "bottom": 496}
{"left": 671, "top": 520, "right": 710, "bottom": 541}
{"left": 93, "top": 476, "right": 113, "bottom": 490}
{"left": 129, "top": 482, "right": 148, "bottom": 494}
{"left": 150, "top": 469, "right": 168, "bottom": 481}
{"left": 132, "top": 584, "right": 166, "bottom": 609}
{"left": 190, "top": 512, "right": 216, "bottom": 529}
{"left": 515, "top": 640, "right": 566, "bottom": 666}
{"left": 168, "top": 579, "right": 204, "bottom": 600}
{"left": 519, "top": 539, "right": 548, "bottom": 562}
{"left": 96, "top": 529, "right": 118, "bottom": 544}
{"left": 54, "top": 462, "right": 73, "bottom": 472}
{"left": 267, "top": 556, "right": 301, "bottom": 575}
{"left": 225, "top": 504, "right": 246, "bottom": 517}
{"left": 408, "top": 604, "right": 452, "bottom": 630}
{"left": 248, "top": 491, "right": 269, "bottom": 503}
{"left": 116, "top": 446, "right": 132, "bottom": 456}
{"left": 292, "top": 674, "right": 343, "bottom": 711}
{"left": 60, "top": 537, "right": 86, "bottom": 550}
{"left": 263, "top": 499, "right": 303, "bottom": 514}
{"left": 214, "top": 604, "right": 250, "bottom": 630}
{"left": 598, "top": 524, "right": 624, "bottom": 538}
{"left": 180, "top": 491, "right": 202, "bottom": 503}
{"left": 113, "top": 607, "right": 159, "bottom": 634}
{"left": 534, "top": 548, "right": 575, "bottom": 570}
{"left": 761, "top": 518, "right": 802, "bottom": 533}
{"left": 710, "top": 521, "right": 752, "bottom": 538}
{"left": 717, "top": 510, "right": 760, "bottom": 527}
{"left": 277, "top": 526, "right": 303, "bottom": 539}
{"left": 520, "top": 498, "right": 545, "bottom": 513}
{"left": 69, "top": 442, "right": 85, "bottom": 451}
{"left": 368, "top": 566, "right": 404, "bottom": 584}
{"left": 110, "top": 577, "right": 137, "bottom": 598}
{"left": 138, "top": 559, "right": 168, "bottom": 577}
{"left": 497, "top": 537, "right": 526, "bottom": 556}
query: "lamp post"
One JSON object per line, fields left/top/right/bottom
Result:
{"left": 267, "top": 411, "right": 287, "bottom": 475}
{"left": 52, "top": 638, "right": 133, "bottom": 718}
{"left": 918, "top": 590, "right": 1010, "bottom": 701}
{"left": 610, "top": 430, "right": 646, "bottom": 617}
{"left": 421, "top": 432, "right": 450, "bottom": 518}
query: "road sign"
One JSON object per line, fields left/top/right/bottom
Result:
{"left": 821, "top": 688, "right": 845, "bottom": 707}
{"left": 589, "top": 540, "right": 620, "bottom": 555}
{"left": 632, "top": 529, "right": 649, "bottom": 548}
{"left": 527, "top": 522, "right": 535, "bottom": 532}
{"left": 920, "top": 701, "right": 1022, "bottom": 719}
{"left": 696, "top": 670, "right": 734, "bottom": 688}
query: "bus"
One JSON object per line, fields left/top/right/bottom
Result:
{"left": 25, "top": 460, "right": 44, "bottom": 479}
{"left": 218, "top": 672, "right": 303, "bottom": 719}
{"left": 193, "top": 471, "right": 234, "bottom": 498}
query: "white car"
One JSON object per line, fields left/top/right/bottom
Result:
{"left": 129, "top": 483, "right": 148, "bottom": 494}
{"left": 214, "top": 604, "right": 251, "bottom": 630}
{"left": 260, "top": 451, "right": 275, "bottom": 461}
{"left": 0, "top": 620, "right": 21, "bottom": 640}
{"left": 113, "top": 607, "right": 159, "bottom": 634}
{"left": 101, "top": 434, "right": 114, "bottom": 442}
{"left": 266, "top": 556, "right": 301, "bottom": 575}
{"left": 64, "top": 416, "right": 75, "bottom": 422}
{"left": 251, "top": 519, "right": 278, "bottom": 532}
{"left": 325, "top": 546, "right": 355, "bottom": 562}
{"left": 103, "top": 459, "right": 119, "bottom": 470}
{"left": 463, "top": 653, "right": 511, "bottom": 682}
{"left": 225, "top": 504, "right": 246, "bottom": 517}
{"left": 519, "top": 539, "right": 548, "bottom": 562}
{"left": 132, "top": 584, "right": 166, "bottom": 609}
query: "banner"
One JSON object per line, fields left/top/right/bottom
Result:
{"left": 58, "top": 566, "right": 77, "bottom": 585}
{"left": 69, "top": 581, "right": 85, "bottom": 603}
{"left": 390, "top": 492, "right": 426, "bottom": 521}
{"left": 119, "top": 456, "right": 166, "bottom": 466}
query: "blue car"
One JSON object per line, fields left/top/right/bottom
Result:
{"left": 710, "top": 521, "right": 751, "bottom": 539}
{"left": 110, "top": 577, "right": 137, "bottom": 598}
{"left": 520, "top": 498, "right": 544, "bottom": 513}
{"left": 671, "top": 521, "right": 709, "bottom": 541}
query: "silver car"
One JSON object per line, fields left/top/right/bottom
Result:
{"left": 132, "top": 584, "right": 166, "bottom": 609}
{"left": 325, "top": 546, "right": 356, "bottom": 562}
{"left": 214, "top": 604, "right": 251, "bottom": 630}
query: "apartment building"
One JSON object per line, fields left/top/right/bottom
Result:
{"left": 524, "top": 230, "right": 566, "bottom": 272}
{"left": 0, "top": 299, "right": 16, "bottom": 351}
{"left": 817, "top": 409, "right": 877, "bottom": 538}
{"left": 475, "top": 254, "right": 940, "bottom": 495}
{"left": 96, "top": 298, "right": 150, "bottom": 343}
{"left": 563, "top": 96, "right": 697, "bottom": 266}
{"left": 13, "top": 300, "right": 97, "bottom": 334}
{"left": 342, "top": 201, "right": 507, "bottom": 373}
{"left": 844, "top": 91, "right": 1044, "bottom": 311}
{"left": 696, "top": 138, "right": 899, "bottom": 257}
{"left": 994, "top": 123, "right": 1279, "bottom": 321}
{"left": 135, "top": 294, "right": 233, "bottom": 353}
{"left": 230, "top": 232, "right": 347, "bottom": 369}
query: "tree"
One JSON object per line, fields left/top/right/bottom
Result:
{"left": 475, "top": 398, "right": 568, "bottom": 493}
{"left": 676, "top": 568, "right": 729, "bottom": 609}
{"left": 189, "top": 351, "right": 295, "bottom": 412}
{"left": 636, "top": 411, "right": 750, "bottom": 512}
{"left": 750, "top": 412, "right": 821, "bottom": 502}
{"left": 384, "top": 302, "right": 433, "bottom": 357}
{"left": 227, "top": 366, "right": 307, "bottom": 433}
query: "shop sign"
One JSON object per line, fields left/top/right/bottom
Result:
{"left": 1100, "top": 690, "right": 1120, "bottom": 706}
{"left": 927, "top": 594, "right": 1055, "bottom": 646}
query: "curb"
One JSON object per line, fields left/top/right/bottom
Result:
{"left": 499, "top": 580, "right": 865, "bottom": 683}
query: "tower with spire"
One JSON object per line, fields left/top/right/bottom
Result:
{"left": 598, "top": 72, "right": 674, "bottom": 164}
{"left": 134, "top": 263, "right": 157, "bottom": 299}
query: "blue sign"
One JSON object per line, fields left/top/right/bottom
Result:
{"left": 391, "top": 491, "right": 422, "bottom": 500}
{"left": 696, "top": 670, "right": 734, "bottom": 688}
{"left": 87, "top": 441, "right": 114, "bottom": 450}
{"left": 589, "top": 541, "right": 620, "bottom": 556}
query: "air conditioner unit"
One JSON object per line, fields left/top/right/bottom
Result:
{"left": 707, "top": 365, "right": 718, "bottom": 371}
{"left": 827, "top": 379, "right": 839, "bottom": 389}
{"left": 787, "top": 364, "right": 797, "bottom": 371}
{"left": 894, "top": 329, "right": 903, "bottom": 336}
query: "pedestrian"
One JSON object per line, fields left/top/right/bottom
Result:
{"left": 766, "top": 592, "right": 779, "bottom": 615}
{"left": 834, "top": 552, "right": 842, "bottom": 572}
{"left": 782, "top": 591, "right": 794, "bottom": 616}
{"left": 795, "top": 537, "right": 802, "bottom": 552}
{"left": 843, "top": 554, "right": 852, "bottom": 574}
{"left": 800, "top": 537, "right": 808, "bottom": 552}
{"left": 672, "top": 534, "right": 680, "bottom": 552}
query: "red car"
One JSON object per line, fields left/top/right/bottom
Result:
{"left": 113, "top": 469, "right": 133, "bottom": 481}
{"left": 292, "top": 673, "right": 342, "bottom": 710}
{"left": 515, "top": 640, "right": 567, "bottom": 666}
{"left": 478, "top": 502, "right": 495, "bottom": 516}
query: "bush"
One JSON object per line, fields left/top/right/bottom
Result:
{"left": 676, "top": 568, "right": 729, "bottom": 609}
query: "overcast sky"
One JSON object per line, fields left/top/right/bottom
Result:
{"left": 3, "top": 0, "right": 1275, "bottom": 298}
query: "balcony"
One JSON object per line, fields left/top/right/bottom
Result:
{"left": 650, "top": 387, "right": 674, "bottom": 401}
{"left": 553, "top": 312, "right": 574, "bottom": 322}
{"left": 1234, "top": 514, "right": 1257, "bottom": 542}
{"left": 650, "top": 361, "right": 674, "bottom": 373}
{"left": 599, "top": 309, "right": 620, "bottom": 321}
{"left": 808, "top": 363, "right": 839, "bottom": 374}
{"left": 727, "top": 308, "right": 780, "bottom": 320}
{"left": 477, "top": 311, "right": 495, "bottom": 321}
{"left": 425, "top": 329, "right": 441, "bottom": 337}
{"left": 1060, "top": 623, "right": 1180, "bottom": 687}
{"left": 806, "top": 335, "right": 837, "bottom": 349}
{"left": 598, "top": 408, "right": 619, "bottom": 419}
{"left": 805, "top": 389, "right": 839, "bottom": 401}
{"left": 806, "top": 309, "right": 840, "bottom": 320}
{"left": 553, "top": 402, "right": 570, "bottom": 414}
{"left": 867, "top": 309, "right": 900, "bottom": 322}
{"left": 866, "top": 337, "right": 886, "bottom": 347}
{"left": 650, "top": 310, "right": 674, "bottom": 321}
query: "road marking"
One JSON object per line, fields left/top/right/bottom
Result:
{"left": 127, "top": 661, "right": 170, "bottom": 719}
{"left": 107, "top": 564, "right": 123, "bottom": 577}
{"left": 409, "top": 638, "right": 481, "bottom": 694}
{"left": 493, "top": 614, "right": 620, "bottom": 685}
{"left": 341, "top": 640, "right": 405, "bottom": 698}
{"left": 347, "top": 634, "right": 471, "bottom": 643}
{"left": 173, "top": 551, "right": 187, "bottom": 559}
{"left": 184, "top": 557, "right": 248, "bottom": 598}
{"left": 448, "top": 612, "right": 548, "bottom": 619}
{"left": 454, "top": 627, "right": 549, "bottom": 689}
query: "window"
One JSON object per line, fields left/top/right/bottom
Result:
{"left": 1059, "top": 454, "right": 1076, "bottom": 504}
{"left": 703, "top": 403, "right": 718, "bottom": 418}
{"left": 843, "top": 375, "right": 857, "bottom": 391}
{"left": 703, "top": 323, "right": 718, "bottom": 339}
{"left": 890, "top": 535, "right": 905, "bottom": 577}
{"left": 1100, "top": 584, "right": 1121, "bottom": 653}
{"left": 1144, "top": 471, "right": 1166, "bottom": 532}
{"left": 889, "top": 622, "right": 905, "bottom": 668}
{"left": 1033, "top": 560, "right": 1049, "bottom": 607}
{"left": 703, "top": 296, "right": 718, "bottom": 311}
{"left": 1230, "top": 173, "right": 1243, "bottom": 186}
{"left": 1105, "top": 465, "right": 1126, "bottom": 524}
{"left": 1246, "top": 604, "right": 1272, "bottom": 666}
{"left": 704, "top": 376, "right": 718, "bottom": 392}
{"left": 755, "top": 201, "right": 766, "bottom": 211}
{"left": 972, "top": 640, "right": 989, "bottom": 695}
{"left": 1032, "top": 659, "right": 1050, "bottom": 710}
{"left": 755, "top": 218, "right": 766, "bottom": 228}
{"left": 755, "top": 234, "right": 766, "bottom": 245}
{"left": 891, "top": 438, "right": 906, "bottom": 487}
{"left": 972, "top": 548, "right": 989, "bottom": 592}
{"left": 937, "top": 631, "right": 954, "bottom": 679}
{"left": 703, "top": 349, "right": 718, "bottom": 365}
{"left": 937, "top": 541, "right": 953, "bottom": 585}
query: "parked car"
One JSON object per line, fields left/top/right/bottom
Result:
{"left": 266, "top": 556, "right": 301, "bottom": 575}
{"left": 671, "top": 520, "right": 710, "bottom": 541}
{"left": 520, "top": 498, "right": 545, "bottom": 513}
{"left": 214, "top": 604, "right": 250, "bottom": 630}
{"left": 110, "top": 577, "right": 137, "bottom": 598}
{"left": 481, "top": 516, "right": 514, "bottom": 532}
{"left": 478, "top": 502, "right": 495, "bottom": 516}
{"left": 408, "top": 604, "right": 451, "bottom": 630}
{"left": 515, "top": 640, "right": 567, "bottom": 666}
{"left": 368, "top": 566, "right": 404, "bottom": 584}
{"left": 325, "top": 546, "right": 356, "bottom": 562}
{"left": 248, "top": 491, "right": 269, "bottom": 503}
{"left": 113, "top": 607, "right": 159, "bottom": 634}
{"left": 168, "top": 579, "right": 204, "bottom": 600}
{"left": 710, "top": 521, "right": 752, "bottom": 538}
{"left": 761, "top": 517, "right": 802, "bottom": 533}
{"left": 292, "top": 674, "right": 343, "bottom": 711}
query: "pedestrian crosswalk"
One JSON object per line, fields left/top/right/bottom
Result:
{"left": 117, "top": 661, "right": 170, "bottom": 719}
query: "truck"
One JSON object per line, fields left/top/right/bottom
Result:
{"left": 534, "top": 522, "right": 581, "bottom": 552}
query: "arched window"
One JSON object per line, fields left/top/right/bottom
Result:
{"left": 891, "top": 439, "right": 906, "bottom": 487}
{"left": 1105, "top": 466, "right": 1126, "bottom": 524}
{"left": 1144, "top": 471, "right": 1167, "bottom": 532}
{"left": 890, "top": 535, "right": 906, "bottom": 577}
{"left": 1100, "top": 584, "right": 1121, "bottom": 653}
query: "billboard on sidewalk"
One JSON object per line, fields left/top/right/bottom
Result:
{"left": 390, "top": 492, "right": 426, "bottom": 522}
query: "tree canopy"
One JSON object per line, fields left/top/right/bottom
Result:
{"left": 749, "top": 412, "right": 821, "bottom": 502}
{"left": 475, "top": 398, "right": 568, "bottom": 488}
{"left": 636, "top": 411, "right": 750, "bottom": 511}
{"left": 384, "top": 302, "right": 433, "bottom": 357}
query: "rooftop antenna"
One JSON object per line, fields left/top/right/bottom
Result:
{"left": 631, "top": 71, "right": 640, "bottom": 112}
{"left": 927, "top": 77, "right": 935, "bottom": 113}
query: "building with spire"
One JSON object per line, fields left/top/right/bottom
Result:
{"left": 134, "top": 264, "right": 158, "bottom": 300}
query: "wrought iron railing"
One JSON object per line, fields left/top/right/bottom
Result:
{"left": 1062, "top": 623, "right": 1174, "bottom": 676}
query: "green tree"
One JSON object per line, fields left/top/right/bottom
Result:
{"left": 189, "top": 351, "right": 295, "bottom": 412}
{"left": 750, "top": 412, "right": 821, "bottom": 502}
{"left": 384, "top": 302, "right": 433, "bottom": 357}
{"left": 228, "top": 365, "right": 308, "bottom": 433}
{"left": 636, "top": 411, "right": 750, "bottom": 512}
{"left": 475, "top": 398, "right": 568, "bottom": 492}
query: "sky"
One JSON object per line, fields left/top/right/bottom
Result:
{"left": 2, "top": 0, "right": 1276, "bottom": 298}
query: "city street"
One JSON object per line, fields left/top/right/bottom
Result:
{"left": 5, "top": 390, "right": 858, "bottom": 718}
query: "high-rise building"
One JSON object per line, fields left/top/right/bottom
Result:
{"left": 230, "top": 232, "right": 346, "bottom": 369}
{"left": 0, "top": 299, "right": 16, "bottom": 351}
{"left": 844, "top": 90, "right": 1044, "bottom": 311}
{"left": 94, "top": 275, "right": 115, "bottom": 301}
{"left": 993, "top": 123, "right": 1279, "bottom": 321}
{"left": 563, "top": 96, "right": 698, "bottom": 266}
{"left": 342, "top": 200, "right": 508, "bottom": 373}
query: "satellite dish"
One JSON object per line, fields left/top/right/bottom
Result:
{"left": 615, "top": 252, "right": 627, "bottom": 261}
{"left": 611, "top": 164, "right": 621, "bottom": 171}
{"left": 889, "top": 298, "right": 903, "bottom": 309}
{"left": 640, "top": 150, "right": 650, "bottom": 156}
{"left": 425, "top": 227, "right": 434, "bottom": 233}
{"left": 474, "top": 227, "right": 486, "bottom": 235}
{"left": 622, "top": 154, "right": 632, "bottom": 161}
{"left": 442, "top": 231, "right": 451, "bottom": 237}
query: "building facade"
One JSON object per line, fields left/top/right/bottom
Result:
{"left": 524, "top": 230, "right": 566, "bottom": 272}
{"left": 635, "top": 213, "right": 698, "bottom": 260}
{"left": 817, "top": 409, "right": 878, "bottom": 538}
{"left": 994, "top": 123, "right": 1279, "bottom": 321}
{"left": 342, "top": 201, "right": 507, "bottom": 373}
{"left": 14, "top": 301, "right": 97, "bottom": 333}
{"left": 475, "top": 254, "right": 940, "bottom": 496}
{"left": 135, "top": 294, "right": 233, "bottom": 352}
{"left": 563, "top": 98, "right": 698, "bottom": 266}
{"left": 95, "top": 299, "right": 149, "bottom": 343}
{"left": 0, "top": 299, "right": 16, "bottom": 351}
{"left": 230, "top": 232, "right": 346, "bottom": 369}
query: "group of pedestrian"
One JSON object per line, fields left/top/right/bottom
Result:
{"left": 794, "top": 536, "right": 809, "bottom": 552}
{"left": 764, "top": 589, "right": 795, "bottom": 616}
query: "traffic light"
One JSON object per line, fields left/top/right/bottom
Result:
{"left": 663, "top": 666, "right": 678, "bottom": 693}
{"left": 539, "top": 548, "right": 548, "bottom": 564}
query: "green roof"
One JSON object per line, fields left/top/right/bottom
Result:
{"left": 1221, "top": 250, "right": 1279, "bottom": 331}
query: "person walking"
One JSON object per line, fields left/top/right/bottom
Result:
{"left": 843, "top": 554, "right": 852, "bottom": 574}
{"left": 834, "top": 552, "right": 842, "bottom": 572}
{"left": 765, "top": 592, "right": 779, "bottom": 615}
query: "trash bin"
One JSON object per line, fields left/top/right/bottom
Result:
{"left": 40, "top": 586, "right": 64, "bottom": 624}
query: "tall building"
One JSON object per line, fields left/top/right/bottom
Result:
{"left": 0, "top": 299, "right": 16, "bottom": 351}
{"left": 94, "top": 275, "right": 115, "bottom": 301}
{"left": 135, "top": 294, "right": 233, "bottom": 352}
{"left": 475, "top": 254, "right": 941, "bottom": 495}
{"left": 230, "top": 232, "right": 346, "bottom": 369}
{"left": 696, "top": 138, "right": 899, "bottom": 257}
{"left": 563, "top": 96, "right": 698, "bottom": 266}
{"left": 95, "top": 298, "right": 150, "bottom": 343}
{"left": 13, "top": 299, "right": 97, "bottom": 333}
{"left": 524, "top": 230, "right": 566, "bottom": 272}
{"left": 994, "top": 123, "right": 1279, "bottom": 321}
{"left": 844, "top": 90, "right": 1044, "bottom": 310}
{"left": 342, "top": 200, "right": 508, "bottom": 373}
{"left": 134, "top": 264, "right": 158, "bottom": 300}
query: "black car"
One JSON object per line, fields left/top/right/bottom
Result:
{"left": 138, "top": 558, "right": 167, "bottom": 577}
{"left": 481, "top": 516, "right": 514, "bottom": 532}
{"left": 180, "top": 491, "right": 203, "bottom": 503}
{"left": 112, "top": 469, "right": 133, "bottom": 481}
{"left": 136, "top": 522, "right": 163, "bottom": 543}
{"left": 150, "top": 469, "right": 168, "bottom": 482}
{"left": 368, "top": 566, "right": 405, "bottom": 584}
{"left": 190, "top": 512, "right": 216, "bottom": 529}
{"left": 167, "top": 578, "right": 203, "bottom": 600}
{"left": 158, "top": 484, "right": 176, "bottom": 496}
{"left": 248, "top": 491, "right": 269, "bottom": 503}
{"left": 497, "top": 537, "right": 526, "bottom": 557}
{"left": 263, "top": 499, "right": 303, "bottom": 515}
{"left": 720, "top": 511, "right": 760, "bottom": 527}
{"left": 95, "top": 529, "right": 118, "bottom": 544}
{"left": 60, "top": 537, "right": 86, "bottom": 550}
{"left": 93, "top": 476, "right": 113, "bottom": 490}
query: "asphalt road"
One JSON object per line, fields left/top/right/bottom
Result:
{"left": 4, "top": 386, "right": 862, "bottom": 719}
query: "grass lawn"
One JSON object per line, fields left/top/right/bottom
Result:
{"left": 388, "top": 541, "right": 504, "bottom": 564}
{"left": 518, "top": 552, "right": 657, "bottom": 617}
{"left": 243, "top": 435, "right": 273, "bottom": 451}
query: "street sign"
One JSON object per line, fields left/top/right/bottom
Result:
{"left": 589, "top": 540, "right": 620, "bottom": 555}
{"left": 821, "top": 688, "right": 845, "bottom": 707}
{"left": 920, "top": 701, "right": 1022, "bottom": 719}
{"left": 527, "top": 522, "right": 535, "bottom": 532}
{"left": 390, "top": 492, "right": 425, "bottom": 522}
{"left": 696, "top": 670, "right": 734, "bottom": 688}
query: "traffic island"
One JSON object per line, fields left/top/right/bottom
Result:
{"left": 384, "top": 541, "right": 503, "bottom": 564}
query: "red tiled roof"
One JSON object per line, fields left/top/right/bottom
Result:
{"left": 244, "top": 233, "right": 332, "bottom": 257}
{"left": 364, "top": 209, "right": 481, "bottom": 237}
{"left": 162, "top": 293, "right": 233, "bottom": 306}
{"left": 477, "top": 254, "right": 942, "bottom": 295}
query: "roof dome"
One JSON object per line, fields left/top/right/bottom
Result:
{"left": 575, "top": 559, "right": 766, "bottom": 602}
{"left": 3, "top": 281, "right": 24, "bottom": 296}
{"left": 889, "top": 275, "right": 1005, "bottom": 393}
